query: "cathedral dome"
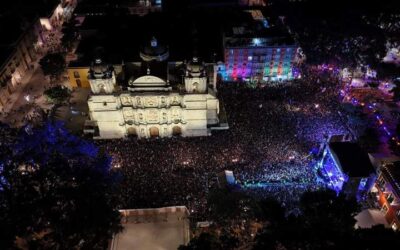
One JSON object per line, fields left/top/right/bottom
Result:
{"left": 131, "top": 75, "right": 166, "bottom": 85}
{"left": 140, "top": 37, "right": 169, "bottom": 62}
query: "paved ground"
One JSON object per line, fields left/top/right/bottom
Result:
{"left": 110, "top": 208, "right": 190, "bottom": 250}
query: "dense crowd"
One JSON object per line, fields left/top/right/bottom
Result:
{"left": 96, "top": 70, "right": 352, "bottom": 219}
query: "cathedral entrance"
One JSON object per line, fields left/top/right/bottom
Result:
{"left": 172, "top": 126, "right": 182, "bottom": 136}
{"left": 127, "top": 127, "right": 137, "bottom": 137}
{"left": 149, "top": 127, "right": 159, "bottom": 138}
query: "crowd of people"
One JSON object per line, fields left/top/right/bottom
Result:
{"left": 96, "top": 69, "right": 354, "bottom": 219}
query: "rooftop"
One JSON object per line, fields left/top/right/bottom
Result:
{"left": 329, "top": 142, "right": 376, "bottom": 177}
{"left": 69, "top": 10, "right": 228, "bottom": 67}
{"left": 223, "top": 9, "right": 296, "bottom": 48}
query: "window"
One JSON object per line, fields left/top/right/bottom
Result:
{"left": 358, "top": 178, "right": 368, "bottom": 190}
{"left": 377, "top": 177, "right": 386, "bottom": 191}
{"left": 387, "top": 193, "right": 395, "bottom": 204}
{"left": 382, "top": 205, "right": 389, "bottom": 214}
{"left": 76, "top": 79, "right": 81, "bottom": 87}
{"left": 74, "top": 71, "right": 80, "bottom": 78}
{"left": 192, "top": 82, "right": 199, "bottom": 93}
{"left": 103, "top": 102, "right": 107, "bottom": 106}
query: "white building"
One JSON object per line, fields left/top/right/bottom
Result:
{"left": 110, "top": 206, "right": 190, "bottom": 250}
{"left": 85, "top": 39, "right": 227, "bottom": 139}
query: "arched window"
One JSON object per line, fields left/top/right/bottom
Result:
{"left": 127, "top": 127, "right": 137, "bottom": 137}
{"left": 149, "top": 127, "right": 159, "bottom": 138}
{"left": 172, "top": 126, "right": 182, "bottom": 136}
{"left": 98, "top": 84, "right": 106, "bottom": 94}
{"left": 192, "top": 82, "right": 199, "bottom": 93}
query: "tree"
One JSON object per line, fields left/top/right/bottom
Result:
{"left": 257, "top": 197, "right": 285, "bottom": 225}
{"left": 179, "top": 233, "right": 223, "bottom": 250}
{"left": 299, "top": 189, "right": 360, "bottom": 237}
{"left": 281, "top": 0, "right": 388, "bottom": 68}
{"left": 61, "top": 19, "right": 80, "bottom": 52}
{"left": 350, "top": 225, "right": 400, "bottom": 249}
{"left": 253, "top": 189, "right": 361, "bottom": 250}
{"left": 39, "top": 53, "right": 66, "bottom": 82}
{"left": 389, "top": 139, "right": 400, "bottom": 156}
{"left": 44, "top": 85, "right": 71, "bottom": 104}
{"left": 390, "top": 80, "right": 400, "bottom": 102}
{"left": 218, "top": 230, "right": 240, "bottom": 250}
{"left": 207, "top": 188, "right": 261, "bottom": 224}
{"left": 0, "top": 122, "right": 122, "bottom": 249}
{"left": 341, "top": 103, "right": 369, "bottom": 136}
{"left": 357, "top": 127, "right": 380, "bottom": 153}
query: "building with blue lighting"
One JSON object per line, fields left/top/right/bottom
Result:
{"left": 320, "top": 141, "right": 377, "bottom": 199}
{"left": 220, "top": 10, "right": 300, "bottom": 83}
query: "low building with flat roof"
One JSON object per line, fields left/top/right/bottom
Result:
{"left": 110, "top": 206, "right": 190, "bottom": 250}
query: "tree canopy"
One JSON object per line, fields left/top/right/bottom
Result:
{"left": 39, "top": 53, "right": 66, "bottom": 81}
{"left": 273, "top": 0, "right": 392, "bottom": 68}
{"left": 61, "top": 19, "right": 80, "bottom": 52}
{"left": 179, "top": 233, "right": 223, "bottom": 250}
{"left": 207, "top": 188, "right": 262, "bottom": 224}
{"left": 0, "top": 122, "right": 122, "bottom": 249}
{"left": 357, "top": 127, "right": 381, "bottom": 153}
{"left": 44, "top": 85, "right": 71, "bottom": 104}
{"left": 253, "top": 189, "right": 361, "bottom": 250}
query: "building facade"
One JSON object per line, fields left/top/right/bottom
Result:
{"left": 220, "top": 43, "right": 299, "bottom": 82}
{"left": 85, "top": 40, "right": 227, "bottom": 139}
{"left": 220, "top": 10, "right": 299, "bottom": 83}
{"left": 0, "top": 29, "right": 37, "bottom": 108}
{"left": 0, "top": 0, "right": 77, "bottom": 109}
{"left": 373, "top": 162, "right": 400, "bottom": 231}
{"left": 67, "top": 66, "right": 91, "bottom": 88}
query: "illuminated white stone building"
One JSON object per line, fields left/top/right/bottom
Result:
{"left": 85, "top": 39, "right": 227, "bottom": 139}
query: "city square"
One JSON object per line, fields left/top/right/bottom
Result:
{"left": 1, "top": 0, "right": 400, "bottom": 249}
{"left": 98, "top": 73, "right": 348, "bottom": 217}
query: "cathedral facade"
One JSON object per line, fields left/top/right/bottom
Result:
{"left": 85, "top": 39, "right": 226, "bottom": 139}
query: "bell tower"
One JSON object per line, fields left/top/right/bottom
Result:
{"left": 184, "top": 57, "right": 207, "bottom": 93}
{"left": 88, "top": 58, "right": 116, "bottom": 94}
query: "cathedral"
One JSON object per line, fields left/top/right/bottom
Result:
{"left": 84, "top": 38, "right": 227, "bottom": 139}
